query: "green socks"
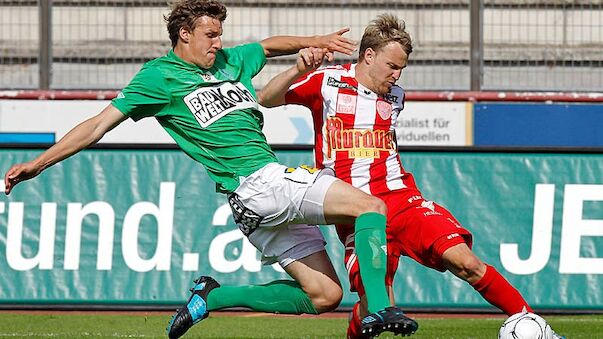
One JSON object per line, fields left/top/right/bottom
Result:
{"left": 203, "top": 212, "right": 388, "bottom": 315}
{"left": 206, "top": 280, "right": 318, "bottom": 315}
{"left": 354, "top": 212, "right": 390, "bottom": 313}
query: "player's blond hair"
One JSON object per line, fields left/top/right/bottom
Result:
{"left": 359, "top": 14, "right": 413, "bottom": 60}
{"left": 165, "top": 0, "right": 228, "bottom": 47}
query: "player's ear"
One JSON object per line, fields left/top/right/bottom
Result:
{"left": 179, "top": 26, "right": 192, "bottom": 44}
{"left": 364, "top": 48, "right": 376, "bottom": 64}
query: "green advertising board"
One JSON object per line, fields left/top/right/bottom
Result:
{"left": 0, "top": 148, "right": 601, "bottom": 311}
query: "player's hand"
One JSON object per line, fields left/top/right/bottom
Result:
{"left": 4, "top": 162, "right": 41, "bottom": 195}
{"left": 316, "top": 28, "right": 357, "bottom": 56}
{"left": 296, "top": 47, "right": 332, "bottom": 73}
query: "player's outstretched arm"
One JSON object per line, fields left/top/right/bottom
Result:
{"left": 258, "top": 47, "right": 328, "bottom": 107}
{"left": 3, "top": 104, "right": 127, "bottom": 195}
{"left": 260, "top": 28, "right": 357, "bottom": 58}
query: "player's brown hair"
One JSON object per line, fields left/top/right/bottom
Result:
{"left": 165, "top": 0, "right": 228, "bottom": 47}
{"left": 359, "top": 14, "right": 413, "bottom": 61}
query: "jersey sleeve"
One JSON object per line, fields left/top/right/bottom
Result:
{"left": 285, "top": 70, "right": 323, "bottom": 107}
{"left": 111, "top": 65, "right": 170, "bottom": 121}
{"left": 222, "top": 42, "right": 267, "bottom": 78}
{"left": 390, "top": 85, "right": 405, "bottom": 111}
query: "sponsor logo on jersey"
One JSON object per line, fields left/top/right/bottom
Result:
{"left": 421, "top": 200, "right": 435, "bottom": 211}
{"left": 327, "top": 76, "right": 357, "bottom": 90}
{"left": 200, "top": 73, "right": 217, "bottom": 82}
{"left": 446, "top": 233, "right": 460, "bottom": 240}
{"left": 420, "top": 200, "right": 442, "bottom": 216}
{"left": 324, "top": 117, "right": 395, "bottom": 159}
{"left": 407, "top": 195, "right": 423, "bottom": 203}
{"left": 336, "top": 93, "right": 357, "bottom": 114}
{"left": 183, "top": 82, "right": 258, "bottom": 128}
{"left": 384, "top": 93, "right": 399, "bottom": 103}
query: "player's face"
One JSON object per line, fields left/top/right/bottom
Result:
{"left": 368, "top": 42, "right": 408, "bottom": 95}
{"left": 188, "top": 16, "right": 223, "bottom": 69}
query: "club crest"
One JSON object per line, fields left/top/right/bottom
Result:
{"left": 376, "top": 100, "right": 392, "bottom": 120}
{"left": 200, "top": 73, "right": 217, "bottom": 82}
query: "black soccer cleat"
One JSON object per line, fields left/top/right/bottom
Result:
{"left": 361, "top": 306, "right": 418, "bottom": 337}
{"left": 166, "top": 276, "right": 220, "bottom": 339}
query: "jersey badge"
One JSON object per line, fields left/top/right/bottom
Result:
{"left": 376, "top": 100, "right": 393, "bottom": 120}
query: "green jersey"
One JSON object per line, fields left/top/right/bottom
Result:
{"left": 112, "top": 43, "right": 278, "bottom": 193}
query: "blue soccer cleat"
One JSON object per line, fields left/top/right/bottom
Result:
{"left": 166, "top": 276, "right": 220, "bottom": 339}
{"left": 361, "top": 306, "right": 418, "bottom": 337}
{"left": 551, "top": 330, "right": 566, "bottom": 339}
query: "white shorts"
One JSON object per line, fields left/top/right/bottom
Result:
{"left": 228, "top": 162, "right": 339, "bottom": 266}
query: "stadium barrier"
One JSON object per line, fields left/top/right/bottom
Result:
{"left": 2, "top": 90, "right": 603, "bottom": 147}
{"left": 0, "top": 147, "right": 602, "bottom": 311}
{"left": 0, "top": 90, "right": 602, "bottom": 312}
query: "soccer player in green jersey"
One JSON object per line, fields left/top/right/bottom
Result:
{"left": 3, "top": 1, "right": 417, "bottom": 338}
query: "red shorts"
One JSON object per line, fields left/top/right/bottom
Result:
{"left": 337, "top": 189, "right": 473, "bottom": 296}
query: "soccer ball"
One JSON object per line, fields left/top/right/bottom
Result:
{"left": 498, "top": 312, "right": 553, "bottom": 339}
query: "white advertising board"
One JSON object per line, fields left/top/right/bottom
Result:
{"left": 0, "top": 100, "right": 471, "bottom": 146}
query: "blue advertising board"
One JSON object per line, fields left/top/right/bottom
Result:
{"left": 474, "top": 103, "right": 603, "bottom": 147}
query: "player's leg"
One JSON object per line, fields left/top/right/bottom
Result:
{"left": 166, "top": 225, "right": 338, "bottom": 339}
{"left": 441, "top": 244, "right": 566, "bottom": 337}
{"left": 441, "top": 243, "right": 533, "bottom": 315}
{"left": 347, "top": 299, "right": 367, "bottom": 339}
{"left": 274, "top": 167, "right": 389, "bottom": 314}
{"left": 390, "top": 191, "right": 533, "bottom": 316}
{"left": 303, "top": 177, "right": 416, "bottom": 336}
{"left": 338, "top": 224, "right": 416, "bottom": 338}
{"left": 318, "top": 179, "right": 392, "bottom": 314}
{"left": 284, "top": 250, "right": 343, "bottom": 312}
{"left": 337, "top": 229, "right": 368, "bottom": 339}
{"left": 204, "top": 250, "right": 342, "bottom": 313}
{"left": 168, "top": 164, "right": 399, "bottom": 338}
{"left": 347, "top": 286, "right": 397, "bottom": 339}
{"left": 441, "top": 243, "right": 486, "bottom": 284}
{"left": 166, "top": 271, "right": 334, "bottom": 339}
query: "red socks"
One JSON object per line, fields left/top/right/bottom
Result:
{"left": 471, "top": 265, "right": 533, "bottom": 315}
{"left": 349, "top": 264, "right": 531, "bottom": 338}
{"left": 347, "top": 302, "right": 364, "bottom": 339}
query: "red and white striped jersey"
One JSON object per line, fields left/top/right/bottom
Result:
{"left": 285, "top": 63, "right": 417, "bottom": 195}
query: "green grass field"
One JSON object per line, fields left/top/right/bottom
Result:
{"left": 0, "top": 312, "right": 601, "bottom": 338}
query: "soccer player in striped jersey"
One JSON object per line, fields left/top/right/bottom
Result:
{"left": 258, "top": 13, "right": 554, "bottom": 339}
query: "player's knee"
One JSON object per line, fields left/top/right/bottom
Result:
{"left": 443, "top": 243, "right": 486, "bottom": 283}
{"left": 311, "top": 288, "right": 343, "bottom": 313}
{"left": 455, "top": 256, "right": 486, "bottom": 283}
